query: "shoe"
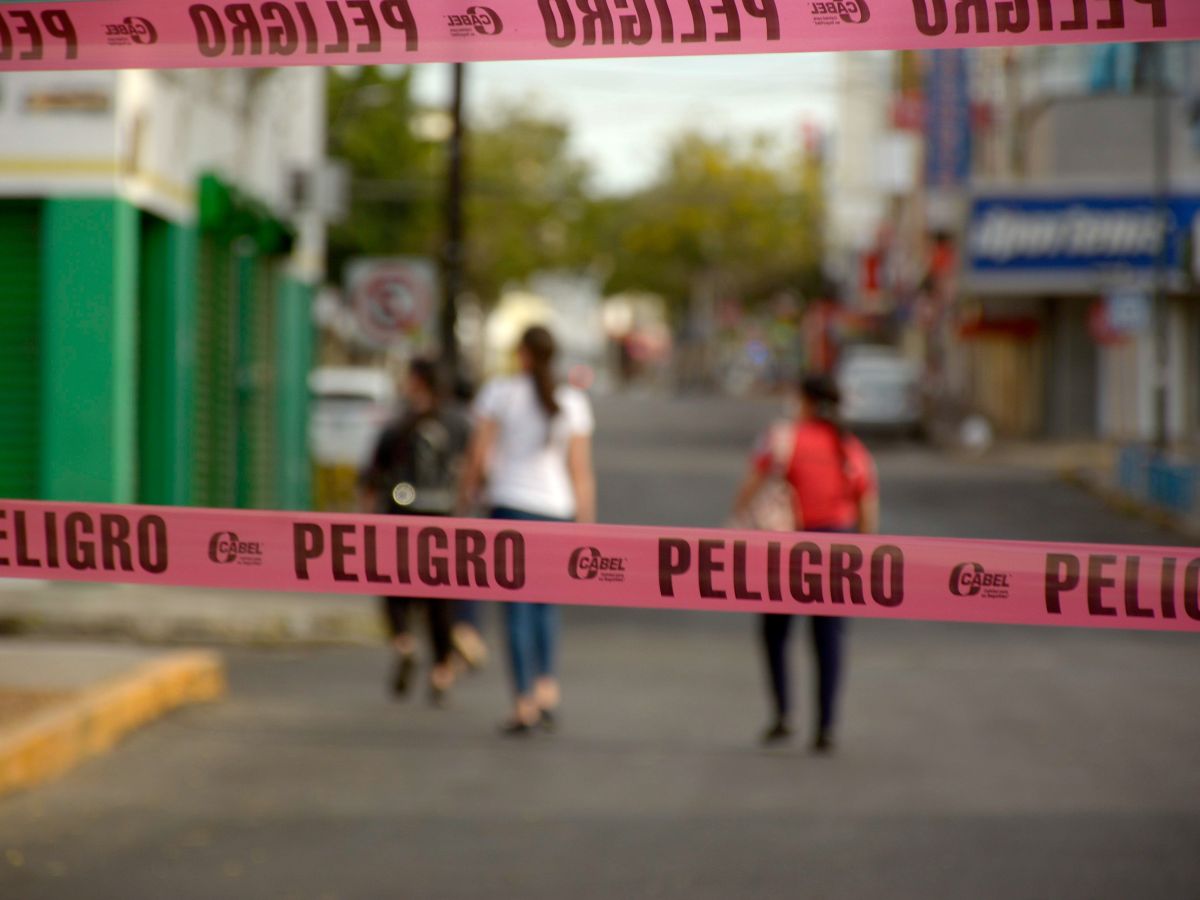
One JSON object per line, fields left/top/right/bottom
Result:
{"left": 390, "top": 652, "right": 417, "bottom": 697}
{"left": 499, "top": 719, "right": 536, "bottom": 737}
{"left": 538, "top": 708, "right": 559, "bottom": 733}
{"left": 760, "top": 720, "right": 793, "bottom": 746}
{"left": 812, "top": 731, "right": 835, "bottom": 755}
{"left": 428, "top": 682, "right": 449, "bottom": 708}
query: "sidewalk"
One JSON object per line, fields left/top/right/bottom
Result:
{"left": 0, "top": 582, "right": 382, "bottom": 646}
{"left": 0, "top": 640, "right": 224, "bottom": 797}
{"left": 964, "top": 439, "right": 1200, "bottom": 540}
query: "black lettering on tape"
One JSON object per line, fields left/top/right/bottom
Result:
{"left": 100, "top": 514, "right": 134, "bottom": 572}
{"left": 788, "top": 542, "right": 822, "bottom": 604}
{"left": 1134, "top": 0, "right": 1166, "bottom": 28}
{"left": 871, "top": 545, "right": 905, "bottom": 608}
{"left": 455, "top": 528, "right": 489, "bottom": 588}
{"left": 262, "top": 1, "right": 300, "bottom": 54}
{"left": 41, "top": 10, "right": 77, "bottom": 59}
{"left": 829, "top": 543, "right": 865, "bottom": 605}
{"left": 1044, "top": 552, "right": 1079, "bottom": 614}
{"left": 494, "top": 530, "right": 525, "bottom": 590}
{"left": 294, "top": 523, "right": 323, "bottom": 580}
{"left": 1061, "top": 0, "right": 1088, "bottom": 31}
{"left": 658, "top": 538, "right": 690, "bottom": 597}
{"left": 138, "top": 515, "right": 169, "bottom": 574}
{"left": 681, "top": 0, "right": 706, "bottom": 42}
{"left": 1087, "top": 554, "right": 1118, "bottom": 617}
{"left": 995, "top": 0, "right": 1030, "bottom": 33}
{"left": 955, "top": 0, "right": 990, "bottom": 34}
{"left": 1097, "top": 0, "right": 1124, "bottom": 29}
{"left": 363, "top": 524, "right": 391, "bottom": 584}
{"left": 347, "top": 0, "right": 382, "bottom": 52}
{"left": 732, "top": 541, "right": 761, "bottom": 601}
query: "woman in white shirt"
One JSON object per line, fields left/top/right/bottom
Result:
{"left": 458, "top": 325, "right": 596, "bottom": 734}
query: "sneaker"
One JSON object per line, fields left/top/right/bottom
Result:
{"left": 812, "top": 731, "right": 835, "bottom": 755}
{"left": 390, "top": 652, "right": 416, "bottom": 697}
{"left": 760, "top": 720, "right": 793, "bottom": 746}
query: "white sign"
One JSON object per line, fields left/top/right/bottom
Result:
{"left": 346, "top": 257, "right": 439, "bottom": 349}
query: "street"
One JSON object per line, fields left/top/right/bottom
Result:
{"left": 1, "top": 392, "right": 1198, "bottom": 900}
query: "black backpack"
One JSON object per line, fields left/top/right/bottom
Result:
{"left": 376, "top": 411, "right": 465, "bottom": 516}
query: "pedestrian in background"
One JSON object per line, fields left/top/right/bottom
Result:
{"left": 731, "top": 372, "right": 879, "bottom": 753}
{"left": 457, "top": 325, "right": 596, "bottom": 735}
{"left": 361, "top": 359, "right": 470, "bottom": 705}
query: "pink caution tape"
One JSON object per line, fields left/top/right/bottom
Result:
{"left": 1, "top": 500, "right": 1198, "bottom": 633}
{"left": 0, "top": 0, "right": 1194, "bottom": 73}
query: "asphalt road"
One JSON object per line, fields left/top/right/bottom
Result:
{"left": 2, "top": 392, "right": 1198, "bottom": 900}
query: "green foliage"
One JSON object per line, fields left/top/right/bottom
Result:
{"left": 327, "top": 70, "right": 824, "bottom": 314}
{"left": 326, "top": 67, "right": 440, "bottom": 282}
{"left": 603, "top": 132, "right": 825, "bottom": 315}
{"left": 465, "top": 106, "right": 596, "bottom": 301}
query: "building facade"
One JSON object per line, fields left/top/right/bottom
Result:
{"left": 0, "top": 68, "right": 327, "bottom": 509}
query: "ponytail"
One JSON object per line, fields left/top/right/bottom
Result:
{"left": 520, "top": 325, "right": 561, "bottom": 420}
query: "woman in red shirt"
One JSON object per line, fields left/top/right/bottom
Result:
{"left": 732, "top": 373, "right": 879, "bottom": 752}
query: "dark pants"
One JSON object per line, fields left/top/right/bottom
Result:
{"left": 381, "top": 597, "right": 453, "bottom": 665}
{"left": 761, "top": 525, "right": 852, "bottom": 736}
{"left": 761, "top": 613, "right": 845, "bottom": 734}
{"left": 491, "top": 506, "right": 567, "bottom": 697}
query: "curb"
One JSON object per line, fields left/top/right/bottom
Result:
{"left": 0, "top": 650, "right": 225, "bottom": 798}
{"left": 1060, "top": 467, "right": 1200, "bottom": 542}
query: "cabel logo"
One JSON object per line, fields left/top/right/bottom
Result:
{"left": 447, "top": 6, "right": 503, "bottom": 36}
{"left": 950, "top": 562, "right": 1011, "bottom": 598}
{"left": 105, "top": 16, "right": 158, "bottom": 45}
{"left": 569, "top": 546, "right": 627, "bottom": 583}
{"left": 810, "top": 0, "right": 870, "bottom": 25}
{"left": 208, "top": 531, "right": 264, "bottom": 566}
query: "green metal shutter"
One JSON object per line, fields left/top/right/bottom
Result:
{"left": 0, "top": 201, "right": 42, "bottom": 498}
{"left": 238, "top": 256, "right": 280, "bottom": 509}
{"left": 138, "top": 213, "right": 171, "bottom": 505}
{"left": 193, "top": 234, "right": 238, "bottom": 508}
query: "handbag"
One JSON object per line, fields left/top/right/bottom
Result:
{"left": 735, "top": 421, "right": 798, "bottom": 532}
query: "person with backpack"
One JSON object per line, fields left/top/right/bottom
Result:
{"left": 361, "top": 358, "right": 470, "bottom": 705}
{"left": 457, "top": 325, "right": 596, "bottom": 735}
{"left": 731, "top": 372, "right": 879, "bottom": 753}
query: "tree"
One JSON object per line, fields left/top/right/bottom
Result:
{"left": 603, "top": 132, "right": 825, "bottom": 316}
{"left": 464, "top": 105, "right": 597, "bottom": 301}
{"left": 325, "top": 66, "right": 441, "bottom": 283}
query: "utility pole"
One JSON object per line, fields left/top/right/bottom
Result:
{"left": 440, "top": 62, "right": 466, "bottom": 382}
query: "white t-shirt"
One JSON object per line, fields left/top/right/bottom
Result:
{"left": 473, "top": 375, "right": 594, "bottom": 519}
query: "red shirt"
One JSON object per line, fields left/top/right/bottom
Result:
{"left": 754, "top": 420, "right": 876, "bottom": 530}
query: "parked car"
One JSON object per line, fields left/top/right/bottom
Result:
{"left": 835, "top": 345, "right": 922, "bottom": 435}
{"left": 309, "top": 367, "right": 396, "bottom": 510}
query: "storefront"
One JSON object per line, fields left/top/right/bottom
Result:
{"left": 961, "top": 190, "right": 1200, "bottom": 441}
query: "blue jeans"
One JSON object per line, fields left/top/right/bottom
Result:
{"left": 491, "top": 506, "right": 566, "bottom": 696}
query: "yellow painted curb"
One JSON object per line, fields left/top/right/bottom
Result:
{"left": 0, "top": 650, "right": 225, "bottom": 797}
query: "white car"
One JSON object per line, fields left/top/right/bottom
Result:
{"left": 308, "top": 367, "right": 397, "bottom": 468}
{"left": 836, "top": 346, "right": 922, "bottom": 434}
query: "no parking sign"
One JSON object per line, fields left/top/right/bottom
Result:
{"left": 346, "top": 257, "right": 439, "bottom": 349}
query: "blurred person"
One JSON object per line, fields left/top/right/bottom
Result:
{"left": 361, "top": 359, "right": 470, "bottom": 705}
{"left": 731, "top": 373, "right": 879, "bottom": 753}
{"left": 457, "top": 325, "right": 596, "bottom": 735}
{"left": 447, "top": 372, "right": 489, "bottom": 671}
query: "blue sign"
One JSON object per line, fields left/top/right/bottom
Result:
{"left": 965, "top": 195, "right": 1200, "bottom": 292}
{"left": 925, "top": 50, "right": 971, "bottom": 189}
